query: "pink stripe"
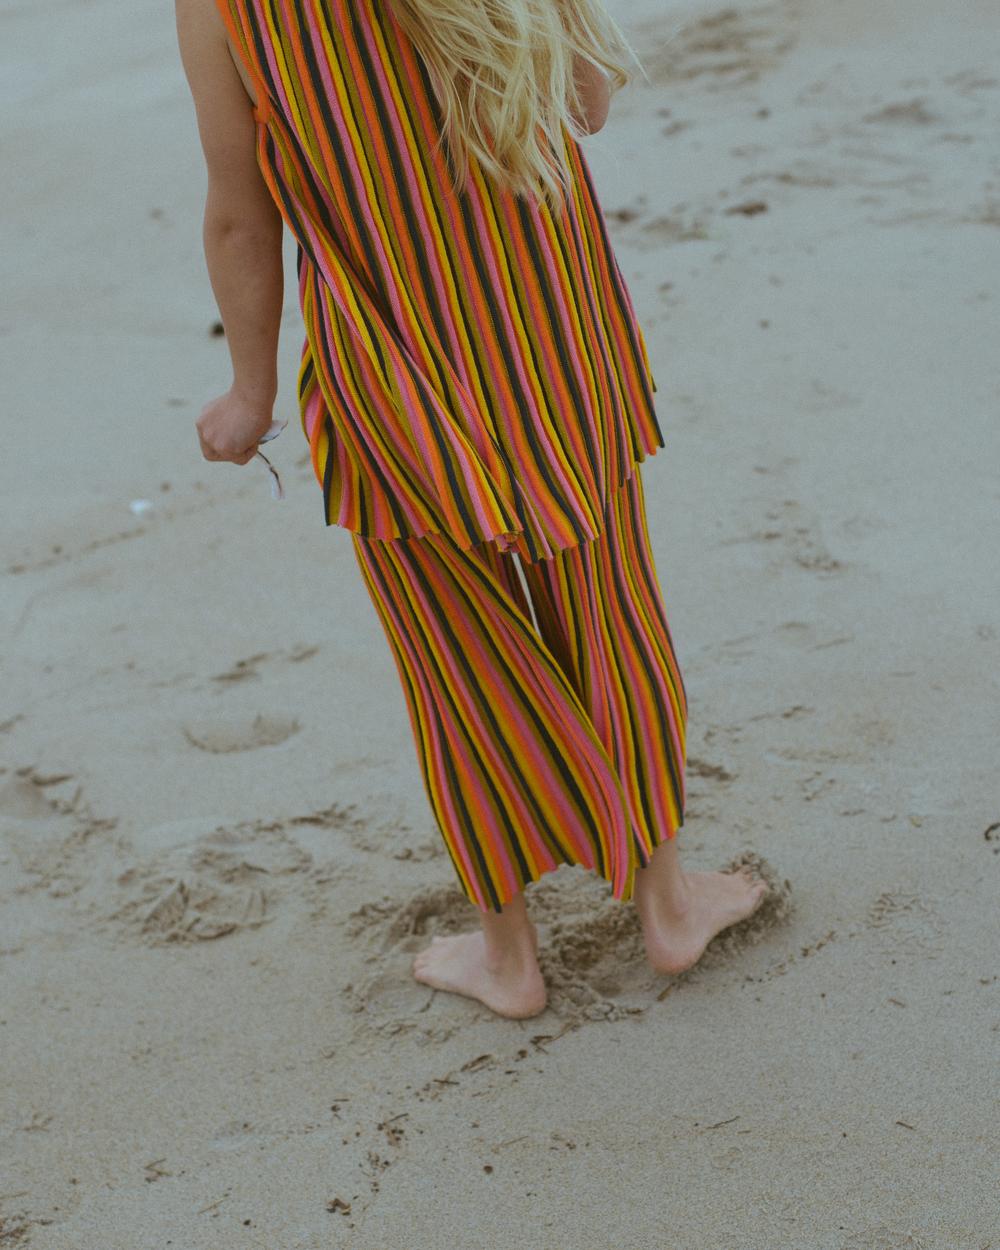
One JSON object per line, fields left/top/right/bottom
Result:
{"left": 249, "top": 0, "right": 297, "bottom": 122}
{"left": 362, "top": 550, "right": 486, "bottom": 891}
{"left": 368, "top": 550, "right": 523, "bottom": 903}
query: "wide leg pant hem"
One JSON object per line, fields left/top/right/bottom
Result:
{"left": 477, "top": 816, "right": 686, "bottom": 916}
{"left": 351, "top": 465, "right": 688, "bottom": 915}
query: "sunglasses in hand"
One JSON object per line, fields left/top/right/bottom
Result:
{"left": 255, "top": 418, "right": 289, "bottom": 500}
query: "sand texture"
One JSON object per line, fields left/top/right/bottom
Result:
{"left": 2, "top": 0, "right": 999, "bottom": 1245}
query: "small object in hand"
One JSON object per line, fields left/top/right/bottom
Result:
{"left": 256, "top": 418, "right": 289, "bottom": 500}
{"left": 258, "top": 418, "right": 287, "bottom": 444}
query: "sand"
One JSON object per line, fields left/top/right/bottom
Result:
{"left": 2, "top": 0, "right": 999, "bottom": 1245}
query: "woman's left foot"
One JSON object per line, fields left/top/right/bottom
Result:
{"left": 636, "top": 865, "right": 768, "bottom": 976}
{"left": 412, "top": 931, "right": 547, "bottom": 1019}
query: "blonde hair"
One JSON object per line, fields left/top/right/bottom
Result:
{"left": 387, "top": 0, "right": 646, "bottom": 210}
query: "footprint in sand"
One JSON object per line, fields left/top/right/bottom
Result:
{"left": 537, "top": 855, "right": 791, "bottom": 1020}
{"left": 347, "top": 883, "right": 471, "bottom": 950}
{"left": 181, "top": 711, "right": 299, "bottom": 753}
{"left": 343, "top": 887, "right": 479, "bottom": 1039}
{"left": 604, "top": 198, "right": 710, "bottom": 250}
{"left": 862, "top": 98, "right": 939, "bottom": 127}
{"left": 758, "top": 498, "right": 848, "bottom": 574}
{"left": 686, "top": 755, "right": 738, "bottom": 784}
{"left": 209, "top": 643, "right": 320, "bottom": 684}
{"left": 109, "top": 821, "right": 315, "bottom": 944}
{"left": 0, "top": 772, "right": 61, "bottom": 821}
{"left": 634, "top": 4, "right": 797, "bottom": 92}
{"left": 865, "top": 887, "right": 946, "bottom": 959}
{"left": 210, "top": 652, "right": 272, "bottom": 684}
{"left": 536, "top": 891, "right": 650, "bottom": 1021}
{"left": 1, "top": 768, "right": 119, "bottom": 899}
{"left": 344, "top": 857, "right": 793, "bottom": 1026}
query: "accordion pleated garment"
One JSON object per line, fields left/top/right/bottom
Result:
{"left": 350, "top": 467, "right": 688, "bottom": 911}
{"left": 214, "top": 0, "right": 666, "bottom": 564}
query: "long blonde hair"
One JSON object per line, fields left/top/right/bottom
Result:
{"left": 387, "top": 0, "right": 646, "bottom": 210}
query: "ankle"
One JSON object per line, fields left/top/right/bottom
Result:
{"left": 637, "top": 866, "right": 693, "bottom": 919}
{"left": 481, "top": 929, "right": 538, "bottom": 973}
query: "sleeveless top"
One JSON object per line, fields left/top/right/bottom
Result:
{"left": 214, "top": 0, "right": 664, "bottom": 563}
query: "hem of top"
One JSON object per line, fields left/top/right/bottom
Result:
{"left": 337, "top": 439, "right": 665, "bottom": 565}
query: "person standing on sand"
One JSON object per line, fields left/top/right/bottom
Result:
{"left": 175, "top": 0, "right": 767, "bottom": 1020}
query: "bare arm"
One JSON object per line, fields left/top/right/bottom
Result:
{"left": 175, "top": 0, "right": 284, "bottom": 465}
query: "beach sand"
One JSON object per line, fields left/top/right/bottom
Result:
{"left": 2, "top": 0, "right": 998, "bottom": 1245}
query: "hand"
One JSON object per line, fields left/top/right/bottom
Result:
{"left": 196, "top": 386, "right": 275, "bottom": 466}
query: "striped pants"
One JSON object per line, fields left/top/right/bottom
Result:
{"left": 350, "top": 466, "right": 688, "bottom": 914}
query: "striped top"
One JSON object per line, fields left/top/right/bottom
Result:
{"left": 215, "top": 0, "right": 664, "bottom": 563}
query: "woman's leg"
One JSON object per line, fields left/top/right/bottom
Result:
{"left": 520, "top": 466, "right": 765, "bottom": 973}
{"left": 349, "top": 523, "right": 647, "bottom": 1017}
{"left": 518, "top": 464, "right": 689, "bottom": 868}
{"left": 411, "top": 889, "right": 545, "bottom": 1019}
{"left": 349, "top": 464, "right": 764, "bottom": 1013}
{"left": 633, "top": 834, "right": 766, "bottom": 974}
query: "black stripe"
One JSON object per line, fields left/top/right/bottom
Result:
{"left": 547, "top": 186, "right": 632, "bottom": 482}
{"left": 396, "top": 546, "right": 579, "bottom": 879}
{"left": 321, "top": 412, "right": 338, "bottom": 526}
{"left": 287, "top": 0, "right": 388, "bottom": 300}
{"left": 352, "top": 8, "right": 460, "bottom": 397}
{"left": 298, "top": 355, "right": 315, "bottom": 400}
{"left": 380, "top": 6, "right": 541, "bottom": 558}
{"left": 431, "top": 537, "right": 615, "bottom": 878}
{"left": 514, "top": 193, "right": 607, "bottom": 501}
{"left": 559, "top": 162, "right": 641, "bottom": 482}
{"left": 353, "top": 541, "right": 495, "bottom": 903}
{"left": 315, "top": 278, "right": 415, "bottom": 536}
{"left": 369, "top": 547, "right": 540, "bottom": 905}
{"left": 627, "top": 472, "right": 690, "bottom": 715}
{"left": 453, "top": 188, "right": 588, "bottom": 555}
{"left": 574, "top": 148, "right": 664, "bottom": 446}
{"left": 604, "top": 481, "right": 684, "bottom": 821}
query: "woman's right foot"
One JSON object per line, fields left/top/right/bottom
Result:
{"left": 411, "top": 930, "right": 548, "bottom": 1019}
{"left": 636, "top": 865, "right": 767, "bottom": 975}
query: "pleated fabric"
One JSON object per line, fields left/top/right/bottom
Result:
{"left": 351, "top": 464, "right": 688, "bottom": 912}
{"left": 214, "top": 0, "right": 666, "bottom": 564}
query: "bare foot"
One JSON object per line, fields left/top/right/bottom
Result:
{"left": 412, "top": 931, "right": 548, "bottom": 1019}
{"left": 637, "top": 865, "right": 768, "bottom": 975}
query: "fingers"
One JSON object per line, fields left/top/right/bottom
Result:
{"left": 195, "top": 392, "right": 271, "bottom": 465}
{"left": 196, "top": 425, "right": 220, "bottom": 461}
{"left": 197, "top": 432, "right": 258, "bottom": 465}
{"left": 203, "top": 448, "right": 257, "bottom": 465}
